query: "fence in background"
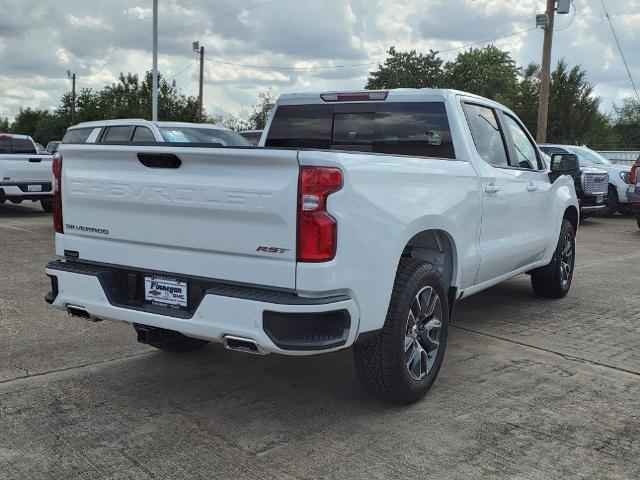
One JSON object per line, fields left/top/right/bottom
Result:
{"left": 597, "top": 151, "right": 639, "bottom": 166}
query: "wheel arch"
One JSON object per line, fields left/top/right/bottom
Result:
{"left": 401, "top": 228, "right": 458, "bottom": 291}
{"left": 563, "top": 205, "right": 579, "bottom": 233}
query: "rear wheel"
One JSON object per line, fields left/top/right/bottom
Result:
{"left": 531, "top": 219, "right": 575, "bottom": 298}
{"left": 353, "top": 259, "right": 449, "bottom": 404}
{"left": 637, "top": 216, "right": 640, "bottom": 230}
{"left": 133, "top": 324, "right": 209, "bottom": 353}
{"left": 40, "top": 199, "right": 53, "bottom": 213}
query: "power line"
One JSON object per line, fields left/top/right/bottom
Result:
{"left": 600, "top": 0, "right": 640, "bottom": 103}
{"left": 167, "top": 61, "right": 197, "bottom": 80}
{"left": 203, "top": 27, "right": 537, "bottom": 71}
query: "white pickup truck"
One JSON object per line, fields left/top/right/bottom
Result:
{"left": 45, "top": 90, "right": 579, "bottom": 403}
{"left": 0, "top": 133, "right": 54, "bottom": 211}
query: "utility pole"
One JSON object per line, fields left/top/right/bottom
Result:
{"left": 536, "top": 0, "right": 556, "bottom": 144}
{"left": 152, "top": 0, "right": 158, "bottom": 122}
{"left": 193, "top": 41, "right": 205, "bottom": 122}
{"left": 67, "top": 70, "right": 76, "bottom": 125}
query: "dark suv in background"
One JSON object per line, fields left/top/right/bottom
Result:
{"left": 540, "top": 145, "right": 609, "bottom": 219}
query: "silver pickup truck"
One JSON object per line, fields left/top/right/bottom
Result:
{"left": 0, "top": 133, "right": 54, "bottom": 212}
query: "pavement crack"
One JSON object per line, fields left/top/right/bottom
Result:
{"left": 0, "top": 351, "right": 155, "bottom": 386}
{"left": 451, "top": 325, "right": 640, "bottom": 378}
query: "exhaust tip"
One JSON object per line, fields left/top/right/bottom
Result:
{"left": 66, "top": 305, "right": 101, "bottom": 322}
{"left": 223, "top": 335, "right": 261, "bottom": 355}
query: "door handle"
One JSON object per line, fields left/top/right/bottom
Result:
{"left": 28, "top": 158, "right": 42, "bottom": 163}
{"left": 526, "top": 182, "right": 538, "bottom": 192}
{"left": 484, "top": 184, "right": 500, "bottom": 194}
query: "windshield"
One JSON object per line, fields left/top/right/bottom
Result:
{"left": 159, "top": 127, "right": 251, "bottom": 146}
{"left": 568, "top": 147, "right": 611, "bottom": 166}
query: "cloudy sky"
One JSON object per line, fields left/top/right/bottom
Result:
{"left": 0, "top": 0, "right": 637, "bottom": 121}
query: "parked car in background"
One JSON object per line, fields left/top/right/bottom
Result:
{"left": 45, "top": 89, "right": 579, "bottom": 403}
{"left": 59, "top": 119, "right": 251, "bottom": 147}
{"left": 627, "top": 155, "right": 640, "bottom": 229}
{"left": 0, "top": 133, "right": 54, "bottom": 212}
{"left": 239, "top": 129, "right": 263, "bottom": 146}
{"left": 34, "top": 142, "right": 47, "bottom": 154}
{"left": 540, "top": 145, "right": 609, "bottom": 219}
{"left": 46, "top": 141, "right": 61, "bottom": 154}
{"left": 540, "top": 144, "right": 631, "bottom": 216}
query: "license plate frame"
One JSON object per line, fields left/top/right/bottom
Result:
{"left": 596, "top": 195, "right": 603, "bottom": 204}
{"left": 27, "top": 184, "right": 42, "bottom": 192}
{"left": 144, "top": 275, "right": 188, "bottom": 309}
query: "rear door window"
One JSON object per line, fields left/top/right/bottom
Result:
{"left": 265, "top": 102, "right": 456, "bottom": 159}
{"left": 62, "top": 128, "right": 94, "bottom": 144}
{"left": 0, "top": 136, "right": 11, "bottom": 153}
{"left": 102, "top": 126, "right": 133, "bottom": 143}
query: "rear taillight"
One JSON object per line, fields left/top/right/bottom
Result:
{"left": 297, "top": 167, "right": 343, "bottom": 262}
{"left": 630, "top": 161, "right": 639, "bottom": 185}
{"left": 52, "top": 153, "right": 63, "bottom": 233}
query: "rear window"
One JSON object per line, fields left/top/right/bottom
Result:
{"left": 159, "top": 127, "right": 250, "bottom": 146}
{"left": 62, "top": 128, "right": 94, "bottom": 144}
{"left": 12, "top": 138, "right": 37, "bottom": 154}
{"left": 265, "top": 102, "right": 456, "bottom": 159}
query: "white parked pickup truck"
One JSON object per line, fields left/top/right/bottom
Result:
{"left": 45, "top": 90, "right": 580, "bottom": 403}
{"left": 0, "top": 133, "right": 54, "bottom": 212}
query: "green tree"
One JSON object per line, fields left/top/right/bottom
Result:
{"left": 10, "top": 107, "right": 50, "bottom": 137}
{"left": 0, "top": 117, "right": 9, "bottom": 132}
{"left": 612, "top": 98, "right": 640, "bottom": 149}
{"left": 247, "top": 90, "right": 276, "bottom": 130}
{"left": 511, "top": 63, "right": 540, "bottom": 134}
{"left": 366, "top": 47, "right": 443, "bottom": 89}
{"left": 33, "top": 113, "right": 68, "bottom": 145}
{"left": 442, "top": 45, "right": 519, "bottom": 104}
{"left": 546, "top": 60, "right": 615, "bottom": 147}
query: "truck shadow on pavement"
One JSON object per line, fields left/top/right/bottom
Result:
{"left": 0, "top": 202, "right": 49, "bottom": 217}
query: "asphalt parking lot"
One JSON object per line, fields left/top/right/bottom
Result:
{"left": 1, "top": 202, "right": 639, "bottom": 479}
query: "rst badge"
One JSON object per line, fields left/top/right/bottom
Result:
{"left": 256, "top": 246, "right": 290, "bottom": 254}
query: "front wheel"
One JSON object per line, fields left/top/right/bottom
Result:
{"left": 353, "top": 259, "right": 449, "bottom": 404}
{"left": 531, "top": 219, "right": 575, "bottom": 298}
{"left": 598, "top": 186, "right": 618, "bottom": 217}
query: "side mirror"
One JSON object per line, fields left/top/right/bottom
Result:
{"left": 550, "top": 153, "right": 579, "bottom": 173}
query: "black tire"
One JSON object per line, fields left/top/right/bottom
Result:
{"left": 637, "top": 216, "right": 640, "bottom": 230}
{"left": 353, "top": 259, "right": 449, "bottom": 404}
{"left": 598, "top": 186, "right": 618, "bottom": 217}
{"left": 40, "top": 199, "right": 53, "bottom": 213}
{"left": 133, "top": 325, "right": 209, "bottom": 353}
{"left": 531, "top": 219, "right": 575, "bottom": 299}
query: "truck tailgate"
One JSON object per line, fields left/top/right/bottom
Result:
{"left": 2, "top": 154, "right": 53, "bottom": 183}
{"left": 60, "top": 145, "right": 300, "bottom": 289}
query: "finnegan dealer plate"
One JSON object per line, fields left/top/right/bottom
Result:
{"left": 144, "top": 276, "right": 188, "bottom": 308}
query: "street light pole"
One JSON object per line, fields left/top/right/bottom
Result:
{"left": 152, "top": 0, "right": 159, "bottom": 122}
{"left": 193, "top": 42, "right": 205, "bottom": 122}
{"left": 536, "top": 0, "right": 556, "bottom": 144}
{"left": 67, "top": 71, "right": 76, "bottom": 125}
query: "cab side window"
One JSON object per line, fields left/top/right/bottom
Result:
{"left": 463, "top": 103, "right": 509, "bottom": 168}
{"left": 132, "top": 127, "right": 156, "bottom": 143}
{"left": 503, "top": 114, "right": 540, "bottom": 170}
